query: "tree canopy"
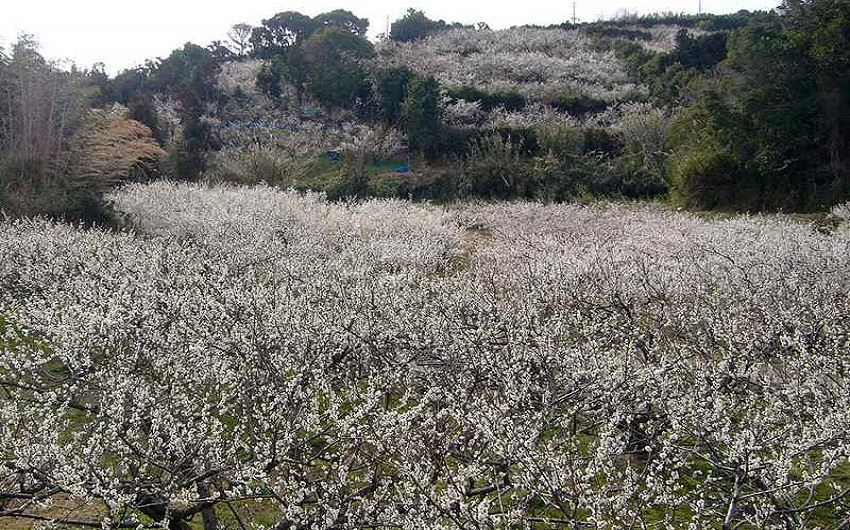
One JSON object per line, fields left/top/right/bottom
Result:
{"left": 302, "top": 27, "right": 375, "bottom": 108}
{"left": 389, "top": 9, "right": 451, "bottom": 42}
{"left": 670, "top": 1, "right": 850, "bottom": 210}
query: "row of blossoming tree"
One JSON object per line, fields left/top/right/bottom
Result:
{"left": 2, "top": 181, "right": 849, "bottom": 528}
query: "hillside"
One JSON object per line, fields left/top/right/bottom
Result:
{"left": 194, "top": 14, "right": 735, "bottom": 204}
{"left": 1, "top": 4, "right": 848, "bottom": 220}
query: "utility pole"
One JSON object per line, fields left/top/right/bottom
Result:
{"left": 698, "top": 0, "right": 702, "bottom": 15}
{"left": 572, "top": 1, "right": 577, "bottom": 25}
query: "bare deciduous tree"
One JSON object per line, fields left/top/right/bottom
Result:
{"left": 227, "top": 23, "right": 254, "bottom": 58}
{"left": 0, "top": 35, "right": 88, "bottom": 212}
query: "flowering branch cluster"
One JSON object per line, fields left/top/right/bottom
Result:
{"left": 2, "top": 184, "right": 849, "bottom": 528}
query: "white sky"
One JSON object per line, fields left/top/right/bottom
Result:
{"left": 2, "top": 0, "right": 780, "bottom": 74}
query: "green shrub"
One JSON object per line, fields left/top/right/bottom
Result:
{"left": 537, "top": 124, "right": 584, "bottom": 159}
{"left": 493, "top": 127, "right": 539, "bottom": 155}
{"left": 445, "top": 86, "right": 527, "bottom": 112}
{"left": 128, "top": 93, "right": 164, "bottom": 144}
{"left": 602, "top": 153, "right": 668, "bottom": 199}
{"left": 460, "top": 134, "right": 531, "bottom": 199}
{"left": 439, "top": 127, "right": 482, "bottom": 158}
{"left": 61, "top": 191, "right": 117, "bottom": 226}
{"left": 543, "top": 89, "right": 608, "bottom": 116}
{"left": 172, "top": 103, "right": 218, "bottom": 181}
{"left": 671, "top": 146, "right": 742, "bottom": 209}
{"left": 375, "top": 67, "right": 414, "bottom": 124}
{"left": 583, "top": 128, "right": 623, "bottom": 156}
{"left": 206, "top": 146, "right": 311, "bottom": 187}
{"left": 671, "top": 30, "right": 729, "bottom": 71}
{"left": 527, "top": 149, "right": 668, "bottom": 203}
{"left": 367, "top": 174, "right": 406, "bottom": 198}
{"left": 403, "top": 75, "right": 443, "bottom": 159}
{"left": 529, "top": 153, "right": 576, "bottom": 202}
{"left": 426, "top": 171, "right": 466, "bottom": 201}
{"left": 487, "top": 90, "right": 527, "bottom": 112}
{"left": 0, "top": 156, "right": 114, "bottom": 225}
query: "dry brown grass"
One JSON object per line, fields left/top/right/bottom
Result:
{"left": 70, "top": 109, "right": 166, "bottom": 192}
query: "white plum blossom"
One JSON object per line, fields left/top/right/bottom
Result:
{"left": 376, "top": 27, "right": 644, "bottom": 104}
{"left": 1, "top": 184, "right": 849, "bottom": 529}
{"left": 217, "top": 59, "right": 265, "bottom": 96}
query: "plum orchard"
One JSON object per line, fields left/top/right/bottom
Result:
{"left": 1, "top": 182, "right": 849, "bottom": 529}
{"left": 376, "top": 27, "right": 640, "bottom": 104}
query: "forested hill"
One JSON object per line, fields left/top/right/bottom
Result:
{"left": 1, "top": 2, "right": 848, "bottom": 223}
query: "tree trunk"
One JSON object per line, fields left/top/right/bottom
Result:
{"left": 135, "top": 494, "right": 192, "bottom": 530}
{"left": 197, "top": 483, "right": 219, "bottom": 530}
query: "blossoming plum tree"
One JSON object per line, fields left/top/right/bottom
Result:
{"left": 1, "top": 183, "right": 849, "bottom": 529}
